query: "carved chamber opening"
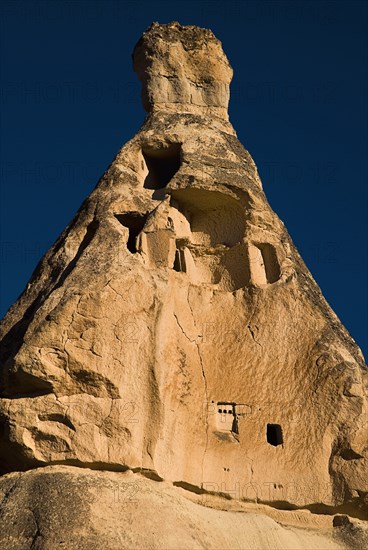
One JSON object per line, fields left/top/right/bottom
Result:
{"left": 144, "top": 188, "right": 282, "bottom": 291}
{"left": 171, "top": 189, "right": 249, "bottom": 291}
{"left": 114, "top": 212, "right": 148, "bottom": 253}
{"left": 142, "top": 143, "right": 181, "bottom": 190}
{"left": 266, "top": 423, "right": 283, "bottom": 446}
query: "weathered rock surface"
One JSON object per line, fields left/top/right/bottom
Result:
{"left": 133, "top": 22, "right": 233, "bottom": 118}
{"left": 1, "top": 465, "right": 365, "bottom": 550}
{"left": 0, "top": 21, "right": 367, "bottom": 546}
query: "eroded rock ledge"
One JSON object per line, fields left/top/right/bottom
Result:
{"left": 1, "top": 466, "right": 367, "bottom": 550}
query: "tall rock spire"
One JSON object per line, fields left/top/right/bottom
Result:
{"left": 0, "top": 22, "right": 367, "bottom": 523}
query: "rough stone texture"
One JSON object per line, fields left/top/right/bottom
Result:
{"left": 0, "top": 21, "right": 367, "bottom": 544}
{"left": 133, "top": 21, "right": 233, "bottom": 118}
{"left": 0, "top": 465, "right": 363, "bottom": 550}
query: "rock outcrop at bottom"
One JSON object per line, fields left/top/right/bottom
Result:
{"left": 1, "top": 465, "right": 367, "bottom": 550}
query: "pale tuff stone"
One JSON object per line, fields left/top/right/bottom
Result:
{"left": 2, "top": 465, "right": 363, "bottom": 550}
{"left": 0, "top": 21, "right": 367, "bottom": 548}
{"left": 133, "top": 21, "right": 233, "bottom": 118}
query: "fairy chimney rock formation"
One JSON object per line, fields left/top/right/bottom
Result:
{"left": 0, "top": 21, "right": 367, "bottom": 534}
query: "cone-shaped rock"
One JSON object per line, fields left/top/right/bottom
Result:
{"left": 0, "top": 21, "right": 367, "bottom": 523}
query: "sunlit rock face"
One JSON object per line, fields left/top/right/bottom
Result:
{"left": 132, "top": 21, "right": 233, "bottom": 117}
{"left": 0, "top": 21, "right": 367, "bottom": 518}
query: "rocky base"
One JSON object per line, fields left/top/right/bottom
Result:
{"left": 0, "top": 466, "right": 366, "bottom": 550}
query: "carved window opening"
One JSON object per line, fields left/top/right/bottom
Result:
{"left": 173, "top": 249, "right": 186, "bottom": 272}
{"left": 249, "top": 243, "right": 281, "bottom": 285}
{"left": 259, "top": 244, "right": 281, "bottom": 283}
{"left": 142, "top": 143, "right": 181, "bottom": 190}
{"left": 267, "top": 423, "right": 283, "bottom": 446}
{"left": 217, "top": 402, "right": 239, "bottom": 435}
{"left": 173, "top": 240, "right": 187, "bottom": 273}
{"left": 114, "top": 212, "right": 148, "bottom": 253}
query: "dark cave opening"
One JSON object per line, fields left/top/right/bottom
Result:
{"left": 115, "top": 212, "right": 148, "bottom": 253}
{"left": 142, "top": 143, "right": 181, "bottom": 190}
{"left": 267, "top": 423, "right": 283, "bottom": 446}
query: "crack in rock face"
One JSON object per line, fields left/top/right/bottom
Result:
{"left": 0, "top": 21, "right": 367, "bottom": 528}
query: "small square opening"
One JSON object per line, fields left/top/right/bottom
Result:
{"left": 266, "top": 424, "right": 283, "bottom": 446}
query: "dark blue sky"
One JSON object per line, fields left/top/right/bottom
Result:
{"left": 0, "top": 0, "right": 367, "bottom": 357}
